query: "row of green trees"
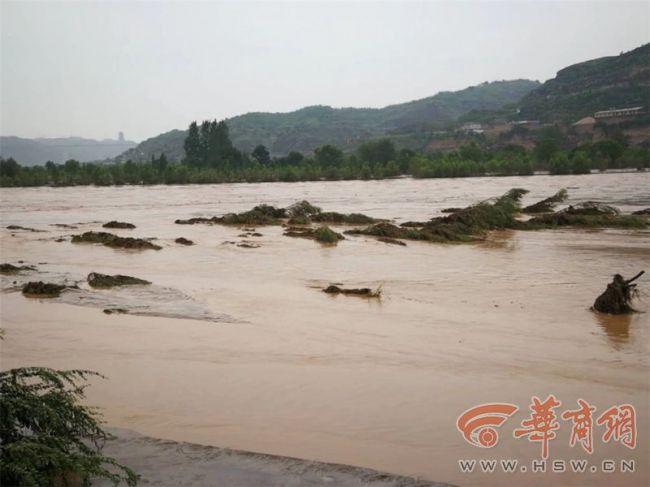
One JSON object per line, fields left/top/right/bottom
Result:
{"left": 1, "top": 121, "right": 648, "bottom": 187}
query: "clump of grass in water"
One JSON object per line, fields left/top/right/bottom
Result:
{"left": 523, "top": 188, "right": 568, "bottom": 213}
{"left": 523, "top": 201, "right": 648, "bottom": 229}
{"left": 22, "top": 281, "right": 67, "bottom": 297}
{"left": 71, "top": 231, "right": 162, "bottom": 250}
{"left": 314, "top": 226, "right": 344, "bottom": 244}
{"left": 524, "top": 213, "right": 648, "bottom": 229}
{"left": 347, "top": 188, "right": 528, "bottom": 243}
{"left": 323, "top": 284, "right": 382, "bottom": 298}
{"left": 175, "top": 200, "right": 381, "bottom": 227}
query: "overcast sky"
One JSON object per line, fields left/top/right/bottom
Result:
{"left": 1, "top": 1, "right": 648, "bottom": 141}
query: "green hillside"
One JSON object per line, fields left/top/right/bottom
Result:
{"left": 117, "top": 79, "right": 539, "bottom": 161}
{"left": 518, "top": 44, "right": 650, "bottom": 122}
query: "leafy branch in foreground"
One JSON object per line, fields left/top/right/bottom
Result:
{"left": 0, "top": 367, "right": 137, "bottom": 486}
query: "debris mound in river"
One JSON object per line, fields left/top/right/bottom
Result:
{"left": 175, "top": 237, "right": 194, "bottom": 245}
{"left": 87, "top": 272, "right": 151, "bottom": 288}
{"left": 323, "top": 285, "right": 382, "bottom": 298}
{"left": 236, "top": 242, "right": 261, "bottom": 248}
{"left": 377, "top": 237, "right": 407, "bottom": 246}
{"left": 71, "top": 231, "right": 162, "bottom": 250}
{"left": 103, "top": 221, "right": 136, "bottom": 229}
{"left": 311, "top": 212, "right": 380, "bottom": 224}
{"left": 103, "top": 308, "right": 129, "bottom": 315}
{"left": 176, "top": 205, "right": 286, "bottom": 226}
{"left": 284, "top": 225, "right": 344, "bottom": 244}
{"left": 523, "top": 189, "right": 568, "bottom": 213}
{"left": 565, "top": 201, "right": 619, "bottom": 216}
{"left": 632, "top": 208, "right": 650, "bottom": 215}
{"left": 6, "top": 225, "right": 44, "bottom": 232}
{"left": 287, "top": 200, "right": 322, "bottom": 218}
{"left": 176, "top": 201, "right": 380, "bottom": 227}
{"left": 1, "top": 263, "right": 35, "bottom": 274}
{"left": 347, "top": 188, "right": 528, "bottom": 243}
{"left": 525, "top": 202, "right": 647, "bottom": 229}
{"left": 593, "top": 271, "right": 644, "bottom": 314}
{"left": 22, "top": 281, "right": 66, "bottom": 297}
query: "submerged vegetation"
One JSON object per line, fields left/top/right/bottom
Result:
{"left": 593, "top": 271, "right": 644, "bottom": 314}
{"left": 87, "top": 272, "right": 151, "bottom": 288}
{"left": 22, "top": 281, "right": 67, "bottom": 297}
{"left": 176, "top": 204, "right": 286, "bottom": 226}
{"left": 314, "top": 226, "right": 344, "bottom": 243}
{"left": 323, "top": 285, "right": 382, "bottom": 298}
{"left": 348, "top": 188, "right": 529, "bottom": 243}
{"left": 1, "top": 263, "right": 35, "bottom": 274}
{"left": 71, "top": 231, "right": 162, "bottom": 250}
{"left": 0, "top": 367, "right": 138, "bottom": 486}
{"left": 1, "top": 119, "right": 647, "bottom": 188}
{"left": 174, "top": 237, "right": 194, "bottom": 245}
{"left": 283, "top": 225, "right": 345, "bottom": 244}
{"left": 523, "top": 189, "right": 568, "bottom": 213}
{"left": 176, "top": 201, "right": 379, "bottom": 228}
{"left": 102, "top": 221, "right": 136, "bottom": 229}
{"left": 526, "top": 202, "right": 647, "bottom": 229}
{"left": 6, "top": 225, "right": 43, "bottom": 232}
{"left": 348, "top": 188, "right": 647, "bottom": 243}
{"left": 170, "top": 187, "right": 647, "bottom": 249}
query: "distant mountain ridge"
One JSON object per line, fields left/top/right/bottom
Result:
{"left": 0, "top": 136, "right": 137, "bottom": 165}
{"left": 517, "top": 43, "right": 650, "bottom": 122}
{"left": 116, "top": 79, "right": 540, "bottom": 162}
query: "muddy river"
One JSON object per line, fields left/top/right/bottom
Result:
{"left": 1, "top": 173, "right": 649, "bottom": 486}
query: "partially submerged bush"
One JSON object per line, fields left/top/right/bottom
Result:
{"left": 102, "top": 221, "right": 135, "bottom": 229}
{"left": 174, "top": 217, "right": 218, "bottom": 225}
{"left": 87, "top": 272, "right": 151, "bottom": 288}
{"left": 593, "top": 271, "right": 644, "bottom": 314}
{"left": 22, "top": 281, "right": 66, "bottom": 297}
{"left": 519, "top": 194, "right": 646, "bottom": 229}
{"left": 175, "top": 237, "right": 194, "bottom": 245}
{"left": 72, "top": 231, "right": 162, "bottom": 250}
{"left": 218, "top": 204, "right": 286, "bottom": 225}
{"left": 236, "top": 242, "right": 261, "bottom": 248}
{"left": 284, "top": 225, "right": 344, "bottom": 243}
{"left": 441, "top": 207, "right": 463, "bottom": 213}
{"left": 0, "top": 367, "right": 137, "bottom": 486}
{"left": 176, "top": 205, "right": 285, "bottom": 226}
{"left": 287, "top": 200, "right": 321, "bottom": 219}
{"left": 525, "top": 210, "right": 647, "bottom": 230}
{"left": 6, "top": 225, "right": 44, "bottom": 232}
{"left": 175, "top": 201, "right": 381, "bottom": 227}
{"left": 315, "top": 226, "right": 344, "bottom": 243}
{"left": 348, "top": 188, "right": 528, "bottom": 243}
{"left": 323, "top": 284, "right": 382, "bottom": 298}
{"left": 523, "top": 189, "right": 568, "bottom": 213}
{"left": 287, "top": 214, "right": 311, "bottom": 225}
{"left": 1, "top": 263, "right": 35, "bottom": 274}
{"left": 377, "top": 237, "right": 407, "bottom": 246}
{"left": 563, "top": 201, "right": 619, "bottom": 216}
{"left": 310, "top": 212, "right": 380, "bottom": 224}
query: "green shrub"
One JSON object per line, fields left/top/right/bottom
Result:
{"left": 314, "top": 226, "right": 343, "bottom": 243}
{"left": 0, "top": 367, "right": 138, "bottom": 486}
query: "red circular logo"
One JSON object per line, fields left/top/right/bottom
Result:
{"left": 478, "top": 427, "right": 498, "bottom": 447}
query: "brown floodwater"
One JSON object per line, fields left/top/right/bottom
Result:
{"left": 1, "top": 173, "right": 649, "bottom": 486}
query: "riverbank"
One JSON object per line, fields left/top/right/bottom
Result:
{"left": 96, "top": 427, "right": 452, "bottom": 487}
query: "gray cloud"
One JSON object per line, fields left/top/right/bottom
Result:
{"left": 1, "top": 0, "right": 648, "bottom": 141}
